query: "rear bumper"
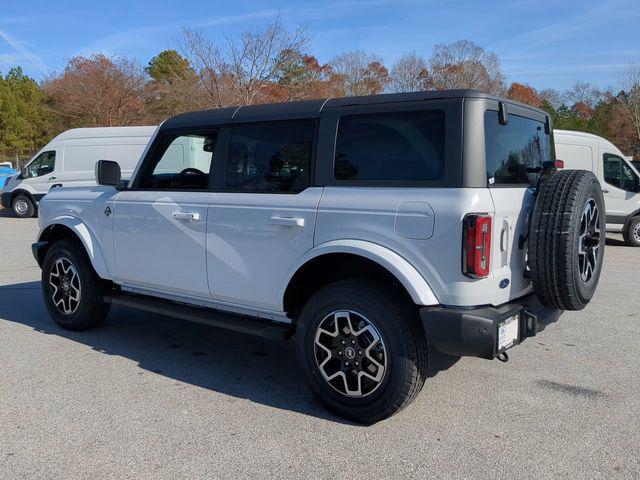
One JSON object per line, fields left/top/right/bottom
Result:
{"left": 420, "top": 293, "right": 562, "bottom": 360}
{"left": 1, "top": 192, "right": 11, "bottom": 209}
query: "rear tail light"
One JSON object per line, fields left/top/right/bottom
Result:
{"left": 462, "top": 214, "right": 492, "bottom": 278}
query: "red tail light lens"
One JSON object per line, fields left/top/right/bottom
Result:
{"left": 462, "top": 214, "right": 492, "bottom": 278}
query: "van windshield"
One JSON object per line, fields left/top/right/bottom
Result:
{"left": 485, "top": 111, "right": 552, "bottom": 186}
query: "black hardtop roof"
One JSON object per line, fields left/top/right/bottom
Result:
{"left": 160, "top": 89, "right": 540, "bottom": 130}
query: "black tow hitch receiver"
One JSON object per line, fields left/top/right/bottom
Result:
{"left": 521, "top": 309, "right": 538, "bottom": 337}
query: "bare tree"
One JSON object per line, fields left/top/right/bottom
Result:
{"left": 388, "top": 53, "right": 428, "bottom": 93}
{"left": 566, "top": 81, "right": 603, "bottom": 108}
{"left": 178, "top": 16, "right": 307, "bottom": 107}
{"left": 618, "top": 63, "right": 640, "bottom": 143}
{"left": 426, "top": 40, "right": 505, "bottom": 95}
{"left": 330, "top": 50, "right": 389, "bottom": 97}
{"left": 44, "top": 54, "right": 150, "bottom": 126}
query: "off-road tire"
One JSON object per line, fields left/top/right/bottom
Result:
{"left": 528, "top": 170, "right": 605, "bottom": 310}
{"left": 296, "top": 279, "right": 428, "bottom": 424}
{"left": 622, "top": 216, "right": 640, "bottom": 247}
{"left": 42, "top": 239, "right": 110, "bottom": 330}
{"left": 12, "top": 194, "right": 35, "bottom": 218}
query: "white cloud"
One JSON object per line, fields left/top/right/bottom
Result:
{"left": 0, "top": 28, "right": 47, "bottom": 73}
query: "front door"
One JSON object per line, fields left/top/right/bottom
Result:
{"left": 601, "top": 152, "right": 640, "bottom": 226}
{"left": 113, "top": 130, "right": 219, "bottom": 299}
{"left": 206, "top": 119, "right": 320, "bottom": 314}
{"left": 23, "top": 150, "right": 58, "bottom": 196}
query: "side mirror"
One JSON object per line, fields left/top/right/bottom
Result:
{"left": 95, "top": 160, "right": 121, "bottom": 187}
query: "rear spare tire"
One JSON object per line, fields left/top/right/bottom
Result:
{"left": 528, "top": 170, "right": 605, "bottom": 311}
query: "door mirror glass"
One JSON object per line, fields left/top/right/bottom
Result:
{"left": 96, "top": 160, "right": 121, "bottom": 187}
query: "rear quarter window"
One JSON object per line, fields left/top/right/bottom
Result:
{"left": 334, "top": 110, "right": 445, "bottom": 181}
{"left": 485, "top": 111, "right": 552, "bottom": 186}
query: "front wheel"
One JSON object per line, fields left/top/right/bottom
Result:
{"left": 42, "top": 239, "right": 110, "bottom": 331}
{"left": 12, "top": 194, "right": 35, "bottom": 218}
{"left": 295, "top": 279, "right": 428, "bottom": 423}
{"left": 623, "top": 216, "right": 640, "bottom": 247}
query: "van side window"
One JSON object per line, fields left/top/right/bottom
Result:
{"left": 137, "top": 132, "right": 218, "bottom": 190}
{"left": 226, "top": 120, "right": 314, "bottom": 193}
{"left": 25, "top": 151, "right": 55, "bottom": 178}
{"left": 484, "top": 111, "right": 552, "bottom": 186}
{"left": 603, "top": 154, "right": 639, "bottom": 192}
{"left": 334, "top": 110, "right": 445, "bottom": 181}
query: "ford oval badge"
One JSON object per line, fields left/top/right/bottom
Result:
{"left": 499, "top": 279, "right": 510, "bottom": 289}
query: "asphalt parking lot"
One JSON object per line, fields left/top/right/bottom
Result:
{"left": 0, "top": 210, "right": 639, "bottom": 480}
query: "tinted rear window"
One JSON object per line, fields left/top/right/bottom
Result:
{"left": 485, "top": 111, "right": 552, "bottom": 186}
{"left": 334, "top": 110, "right": 445, "bottom": 181}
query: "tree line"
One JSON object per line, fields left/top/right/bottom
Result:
{"left": 1, "top": 17, "right": 639, "bottom": 165}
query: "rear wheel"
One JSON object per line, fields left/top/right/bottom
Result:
{"left": 528, "top": 170, "right": 605, "bottom": 310}
{"left": 623, "top": 216, "right": 640, "bottom": 247}
{"left": 12, "top": 194, "right": 35, "bottom": 218}
{"left": 296, "top": 279, "right": 427, "bottom": 423}
{"left": 42, "top": 239, "right": 110, "bottom": 330}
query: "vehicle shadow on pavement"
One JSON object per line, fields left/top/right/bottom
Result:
{"left": 0, "top": 208, "right": 17, "bottom": 218}
{"left": 0, "top": 281, "right": 459, "bottom": 424}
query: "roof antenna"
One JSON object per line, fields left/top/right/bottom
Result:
{"left": 498, "top": 102, "right": 509, "bottom": 125}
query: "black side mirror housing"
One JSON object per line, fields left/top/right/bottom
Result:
{"left": 95, "top": 160, "right": 121, "bottom": 187}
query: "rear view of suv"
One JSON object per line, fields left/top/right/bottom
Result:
{"left": 33, "top": 90, "right": 605, "bottom": 423}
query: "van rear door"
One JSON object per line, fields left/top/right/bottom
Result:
{"left": 483, "top": 108, "right": 554, "bottom": 305}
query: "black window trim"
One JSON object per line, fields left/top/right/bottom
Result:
{"left": 315, "top": 99, "right": 463, "bottom": 188}
{"left": 131, "top": 119, "right": 318, "bottom": 195}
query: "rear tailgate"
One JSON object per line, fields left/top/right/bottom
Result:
{"left": 488, "top": 187, "right": 535, "bottom": 305}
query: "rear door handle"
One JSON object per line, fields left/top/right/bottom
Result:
{"left": 270, "top": 216, "right": 305, "bottom": 227}
{"left": 602, "top": 189, "right": 610, "bottom": 194}
{"left": 172, "top": 211, "right": 200, "bottom": 222}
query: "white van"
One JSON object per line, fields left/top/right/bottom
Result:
{"left": 0, "top": 126, "right": 156, "bottom": 218}
{"left": 554, "top": 129, "right": 640, "bottom": 246}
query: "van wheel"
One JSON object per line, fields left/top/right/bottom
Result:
{"left": 41, "top": 239, "right": 110, "bottom": 331}
{"left": 623, "top": 217, "right": 640, "bottom": 247}
{"left": 295, "top": 279, "right": 428, "bottom": 424}
{"left": 12, "top": 194, "right": 35, "bottom": 218}
{"left": 528, "top": 170, "right": 605, "bottom": 310}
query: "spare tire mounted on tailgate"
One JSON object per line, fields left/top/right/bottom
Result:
{"left": 528, "top": 170, "right": 605, "bottom": 311}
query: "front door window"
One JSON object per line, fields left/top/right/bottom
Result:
{"left": 603, "top": 154, "right": 640, "bottom": 192}
{"left": 25, "top": 151, "right": 56, "bottom": 178}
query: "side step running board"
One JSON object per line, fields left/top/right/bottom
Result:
{"left": 104, "top": 292, "right": 291, "bottom": 340}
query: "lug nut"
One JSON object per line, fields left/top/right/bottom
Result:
{"left": 341, "top": 340, "right": 346, "bottom": 345}
{"left": 351, "top": 340, "right": 356, "bottom": 344}
{"left": 338, "top": 351, "right": 342, "bottom": 356}
{"left": 358, "top": 350, "right": 362, "bottom": 355}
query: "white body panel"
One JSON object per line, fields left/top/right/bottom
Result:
{"left": 315, "top": 187, "right": 528, "bottom": 307}
{"left": 554, "top": 129, "right": 640, "bottom": 231}
{"left": 206, "top": 188, "right": 323, "bottom": 312}
{"left": 1, "top": 127, "right": 156, "bottom": 200}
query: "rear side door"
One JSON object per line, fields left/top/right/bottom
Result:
{"left": 206, "top": 119, "right": 321, "bottom": 314}
{"left": 483, "top": 105, "right": 554, "bottom": 303}
{"left": 112, "top": 130, "right": 219, "bottom": 299}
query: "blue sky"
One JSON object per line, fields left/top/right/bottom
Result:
{"left": 1, "top": 0, "right": 639, "bottom": 91}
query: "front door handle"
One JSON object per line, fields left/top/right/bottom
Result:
{"left": 270, "top": 216, "right": 305, "bottom": 227}
{"left": 48, "top": 176, "right": 57, "bottom": 181}
{"left": 172, "top": 211, "right": 200, "bottom": 222}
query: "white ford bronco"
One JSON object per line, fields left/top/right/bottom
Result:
{"left": 33, "top": 90, "right": 605, "bottom": 423}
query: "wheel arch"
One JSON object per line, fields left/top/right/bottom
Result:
{"left": 282, "top": 240, "right": 439, "bottom": 320}
{"left": 36, "top": 217, "right": 110, "bottom": 279}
